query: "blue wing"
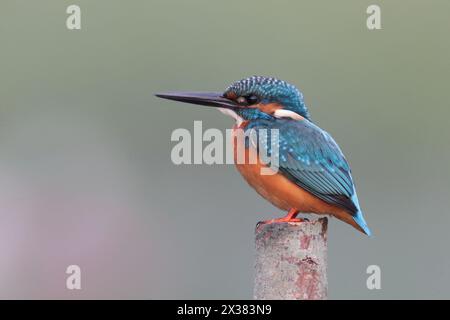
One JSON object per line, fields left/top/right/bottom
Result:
{"left": 247, "top": 118, "right": 371, "bottom": 235}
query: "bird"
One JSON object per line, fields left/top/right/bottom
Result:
{"left": 156, "top": 76, "right": 371, "bottom": 236}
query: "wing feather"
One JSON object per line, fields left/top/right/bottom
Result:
{"left": 248, "top": 119, "right": 359, "bottom": 215}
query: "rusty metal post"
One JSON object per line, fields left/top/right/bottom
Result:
{"left": 254, "top": 218, "right": 328, "bottom": 300}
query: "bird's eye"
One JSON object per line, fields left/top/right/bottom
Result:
{"left": 236, "top": 95, "right": 259, "bottom": 106}
{"left": 246, "top": 95, "right": 259, "bottom": 105}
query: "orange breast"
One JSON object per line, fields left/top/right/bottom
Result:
{"left": 234, "top": 146, "right": 336, "bottom": 214}
{"left": 231, "top": 124, "right": 362, "bottom": 232}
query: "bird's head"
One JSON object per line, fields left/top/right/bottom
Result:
{"left": 156, "top": 76, "right": 311, "bottom": 123}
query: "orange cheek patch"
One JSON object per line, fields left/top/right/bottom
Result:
{"left": 254, "top": 103, "right": 283, "bottom": 115}
{"left": 225, "top": 92, "right": 237, "bottom": 100}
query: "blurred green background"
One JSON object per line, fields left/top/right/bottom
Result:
{"left": 0, "top": 0, "right": 449, "bottom": 299}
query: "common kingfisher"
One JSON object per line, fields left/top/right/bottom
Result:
{"left": 156, "top": 76, "right": 371, "bottom": 236}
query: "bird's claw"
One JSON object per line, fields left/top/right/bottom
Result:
{"left": 256, "top": 217, "right": 305, "bottom": 232}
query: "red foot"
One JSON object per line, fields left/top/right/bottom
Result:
{"left": 261, "top": 217, "right": 304, "bottom": 224}
{"left": 256, "top": 209, "right": 305, "bottom": 231}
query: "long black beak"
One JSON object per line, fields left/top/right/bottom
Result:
{"left": 155, "top": 91, "right": 238, "bottom": 109}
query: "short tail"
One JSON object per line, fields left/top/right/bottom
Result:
{"left": 352, "top": 211, "right": 372, "bottom": 237}
{"left": 349, "top": 192, "right": 372, "bottom": 236}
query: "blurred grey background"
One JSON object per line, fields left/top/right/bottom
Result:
{"left": 0, "top": 0, "right": 449, "bottom": 299}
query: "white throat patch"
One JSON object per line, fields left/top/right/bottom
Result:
{"left": 218, "top": 108, "right": 244, "bottom": 126}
